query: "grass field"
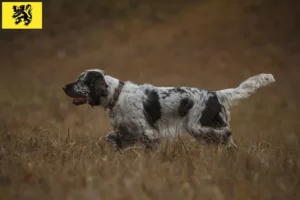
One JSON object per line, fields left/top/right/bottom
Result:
{"left": 0, "top": 0, "right": 300, "bottom": 199}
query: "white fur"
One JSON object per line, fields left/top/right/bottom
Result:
{"left": 96, "top": 72, "right": 275, "bottom": 148}
{"left": 68, "top": 70, "right": 275, "bottom": 149}
{"left": 216, "top": 74, "right": 275, "bottom": 109}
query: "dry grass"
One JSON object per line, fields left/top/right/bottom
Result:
{"left": 1, "top": 131, "right": 299, "bottom": 200}
{"left": 1, "top": 0, "right": 300, "bottom": 199}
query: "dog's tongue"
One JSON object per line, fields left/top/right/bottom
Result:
{"left": 73, "top": 97, "right": 87, "bottom": 104}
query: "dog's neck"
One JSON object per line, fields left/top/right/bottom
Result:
{"left": 102, "top": 75, "right": 124, "bottom": 109}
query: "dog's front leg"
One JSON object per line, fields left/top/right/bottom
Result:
{"left": 105, "top": 131, "right": 119, "bottom": 147}
{"left": 105, "top": 131, "right": 126, "bottom": 150}
{"left": 105, "top": 131, "right": 138, "bottom": 150}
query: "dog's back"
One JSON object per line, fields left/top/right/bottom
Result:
{"left": 139, "top": 73, "right": 275, "bottom": 146}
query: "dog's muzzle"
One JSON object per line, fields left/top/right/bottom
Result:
{"left": 63, "top": 83, "right": 88, "bottom": 106}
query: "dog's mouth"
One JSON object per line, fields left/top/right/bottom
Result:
{"left": 72, "top": 97, "right": 88, "bottom": 105}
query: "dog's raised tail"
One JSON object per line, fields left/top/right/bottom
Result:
{"left": 216, "top": 73, "right": 275, "bottom": 109}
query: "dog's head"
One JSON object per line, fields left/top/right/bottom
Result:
{"left": 63, "top": 69, "right": 108, "bottom": 107}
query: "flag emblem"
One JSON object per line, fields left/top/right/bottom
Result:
{"left": 2, "top": 2, "right": 42, "bottom": 29}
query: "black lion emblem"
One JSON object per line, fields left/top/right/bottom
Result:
{"left": 12, "top": 4, "right": 32, "bottom": 26}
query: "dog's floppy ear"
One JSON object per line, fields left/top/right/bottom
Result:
{"left": 85, "top": 70, "right": 108, "bottom": 96}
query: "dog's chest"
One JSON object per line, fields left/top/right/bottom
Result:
{"left": 107, "top": 107, "right": 123, "bottom": 129}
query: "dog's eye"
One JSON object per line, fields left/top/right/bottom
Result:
{"left": 83, "top": 77, "right": 90, "bottom": 83}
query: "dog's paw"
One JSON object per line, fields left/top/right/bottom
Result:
{"left": 105, "top": 132, "right": 118, "bottom": 144}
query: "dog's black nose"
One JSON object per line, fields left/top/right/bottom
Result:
{"left": 63, "top": 85, "right": 67, "bottom": 91}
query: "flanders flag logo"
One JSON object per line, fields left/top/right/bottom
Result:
{"left": 2, "top": 2, "right": 42, "bottom": 29}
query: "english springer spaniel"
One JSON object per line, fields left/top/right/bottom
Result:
{"left": 63, "top": 69, "right": 275, "bottom": 150}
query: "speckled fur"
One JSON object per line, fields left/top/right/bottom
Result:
{"left": 64, "top": 69, "right": 275, "bottom": 150}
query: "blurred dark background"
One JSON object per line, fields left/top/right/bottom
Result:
{"left": 1, "top": 0, "right": 299, "bottom": 71}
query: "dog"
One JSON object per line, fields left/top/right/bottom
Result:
{"left": 63, "top": 69, "right": 275, "bottom": 150}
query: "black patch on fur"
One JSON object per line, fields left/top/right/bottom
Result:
{"left": 161, "top": 91, "right": 171, "bottom": 99}
{"left": 186, "top": 88, "right": 201, "bottom": 95}
{"left": 143, "top": 89, "right": 162, "bottom": 128}
{"left": 200, "top": 93, "right": 226, "bottom": 127}
{"left": 176, "top": 87, "right": 187, "bottom": 94}
{"left": 161, "top": 87, "right": 187, "bottom": 99}
{"left": 178, "top": 98, "right": 194, "bottom": 117}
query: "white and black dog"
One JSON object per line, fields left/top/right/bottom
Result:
{"left": 63, "top": 69, "right": 275, "bottom": 149}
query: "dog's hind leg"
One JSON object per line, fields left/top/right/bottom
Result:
{"left": 141, "top": 134, "right": 160, "bottom": 150}
{"left": 188, "top": 126, "right": 235, "bottom": 149}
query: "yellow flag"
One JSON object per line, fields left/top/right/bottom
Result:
{"left": 2, "top": 2, "right": 42, "bottom": 29}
